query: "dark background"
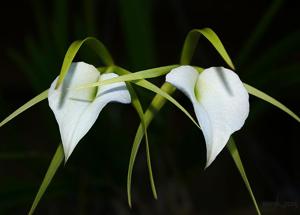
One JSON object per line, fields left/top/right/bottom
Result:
{"left": 0, "top": 0, "right": 299, "bottom": 214}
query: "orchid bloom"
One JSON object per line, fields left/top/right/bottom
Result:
{"left": 166, "top": 66, "right": 249, "bottom": 167}
{"left": 48, "top": 62, "right": 131, "bottom": 161}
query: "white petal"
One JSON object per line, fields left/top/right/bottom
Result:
{"left": 48, "top": 62, "right": 131, "bottom": 161}
{"left": 166, "top": 65, "right": 199, "bottom": 102}
{"left": 166, "top": 66, "right": 249, "bottom": 168}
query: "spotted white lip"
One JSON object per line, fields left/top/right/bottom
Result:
{"left": 166, "top": 66, "right": 249, "bottom": 168}
{"left": 48, "top": 62, "right": 131, "bottom": 161}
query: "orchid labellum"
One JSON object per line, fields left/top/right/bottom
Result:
{"left": 48, "top": 62, "right": 131, "bottom": 161}
{"left": 166, "top": 66, "right": 249, "bottom": 167}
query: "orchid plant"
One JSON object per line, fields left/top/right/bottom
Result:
{"left": 1, "top": 28, "right": 299, "bottom": 215}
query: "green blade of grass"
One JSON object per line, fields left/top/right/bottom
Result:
{"left": 111, "top": 66, "right": 199, "bottom": 206}
{"left": 77, "top": 65, "right": 179, "bottom": 89}
{"left": 126, "top": 83, "right": 157, "bottom": 207}
{"left": 133, "top": 79, "right": 199, "bottom": 128}
{"left": 0, "top": 89, "right": 49, "bottom": 128}
{"left": 28, "top": 144, "right": 64, "bottom": 215}
{"left": 114, "top": 66, "right": 200, "bottom": 129}
{"left": 55, "top": 37, "right": 114, "bottom": 89}
{"left": 126, "top": 82, "right": 176, "bottom": 206}
{"left": 111, "top": 66, "right": 157, "bottom": 205}
{"left": 227, "top": 137, "right": 261, "bottom": 215}
{"left": 244, "top": 83, "right": 300, "bottom": 123}
{"left": 180, "top": 28, "right": 235, "bottom": 69}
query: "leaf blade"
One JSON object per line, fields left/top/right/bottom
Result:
{"left": 227, "top": 137, "right": 261, "bottom": 215}
{"left": 28, "top": 144, "right": 64, "bottom": 215}
{"left": 77, "top": 65, "right": 179, "bottom": 89}
{"left": 125, "top": 83, "right": 157, "bottom": 207}
{"left": 180, "top": 28, "right": 235, "bottom": 69}
{"left": 55, "top": 37, "right": 114, "bottom": 88}
{"left": 0, "top": 90, "right": 49, "bottom": 128}
{"left": 244, "top": 83, "right": 300, "bottom": 123}
{"left": 114, "top": 66, "right": 200, "bottom": 129}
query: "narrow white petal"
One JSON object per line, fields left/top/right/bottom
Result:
{"left": 48, "top": 62, "right": 131, "bottom": 161}
{"left": 166, "top": 65, "right": 199, "bottom": 102}
{"left": 166, "top": 66, "right": 249, "bottom": 168}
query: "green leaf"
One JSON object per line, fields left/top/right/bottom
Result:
{"left": 125, "top": 83, "right": 176, "bottom": 206}
{"left": 111, "top": 66, "right": 157, "bottom": 205}
{"left": 111, "top": 66, "right": 200, "bottom": 206}
{"left": 28, "top": 144, "right": 64, "bottom": 215}
{"left": 227, "top": 137, "right": 261, "bottom": 215}
{"left": 114, "top": 66, "right": 200, "bottom": 129}
{"left": 55, "top": 37, "right": 114, "bottom": 89}
{"left": 125, "top": 83, "right": 157, "bottom": 207}
{"left": 77, "top": 65, "right": 179, "bottom": 89}
{"left": 0, "top": 90, "right": 48, "bottom": 128}
{"left": 244, "top": 83, "right": 300, "bottom": 123}
{"left": 180, "top": 28, "right": 235, "bottom": 69}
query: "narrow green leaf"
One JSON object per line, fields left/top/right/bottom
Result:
{"left": 0, "top": 90, "right": 49, "bottom": 128}
{"left": 76, "top": 65, "right": 179, "bottom": 89}
{"left": 110, "top": 66, "right": 199, "bottom": 206}
{"left": 133, "top": 80, "right": 200, "bottom": 129}
{"left": 125, "top": 83, "right": 157, "bottom": 207}
{"left": 244, "top": 83, "right": 300, "bottom": 123}
{"left": 227, "top": 137, "right": 261, "bottom": 215}
{"left": 111, "top": 66, "right": 199, "bottom": 206}
{"left": 113, "top": 66, "right": 200, "bottom": 129}
{"left": 55, "top": 37, "right": 114, "bottom": 89}
{"left": 28, "top": 144, "right": 64, "bottom": 215}
{"left": 180, "top": 28, "right": 235, "bottom": 69}
{"left": 126, "top": 82, "right": 176, "bottom": 206}
{"left": 99, "top": 66, "right": 158, "bottom": 206}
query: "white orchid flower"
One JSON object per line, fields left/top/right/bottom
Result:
{"left": 166, "top": 66, "right": 249, "bottom": 168}
{"left": 48, "top": 62, "right": 131, "bottom": 161}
